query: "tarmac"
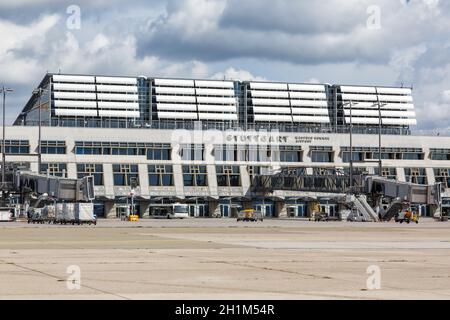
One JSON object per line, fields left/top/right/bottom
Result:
{"left": 0, "top": 218, "right": 450, "bottom": 300}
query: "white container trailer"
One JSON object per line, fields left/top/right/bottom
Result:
{"left": 63, "top": 203, "right": 76, "bottom": 221}
{"left": 0, "top": 210, "right": 12, "bottom": 222}
{"left": 75, "top": 203, "right": 96, "bottom": 225}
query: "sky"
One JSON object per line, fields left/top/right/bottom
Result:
{"left": 0, "top": 0, "right": 449, "bottom": 131}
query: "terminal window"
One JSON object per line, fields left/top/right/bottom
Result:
{"left": 40, "top": 163, "right": 67, "bottom": 177}
{"left": 1, "top": 140, "right": 30, "bottom": 154}
{"left": 214, "top": 144, "right": 247, "bottom": 162}
{"left": 404, "top": 168, "right": 428, "bottom": 185}
{"left": 278, "top": 146, "right": 302, "bottom": 163}
{"left": 216, "top": 165, "right": 241, "bottom": 187}
{"left": 180, "top": 144, "right": 205, "bottom": 161}
{"left": 40, "top": 141, "right": 66, "bottom": 154}
{"left": 148, "top": 165, "right": 173, "bottom": 186}
{"left": 434, "top": 168, "right": 450, "bottom": 188}
{"left": 182, "top": 165, "right": 208, "bottom": 187}
{"left": 374, "top": 167, "right": 397, "bottom": 180}
{"left": 74, "top": 141, "right": 169, "bottom": 159}
{"left": 248, "top": 145, "right": 272, "bottom": 162}
{"left": 146, "top": 144, "right": 171, "bottom": 160}
{"left": 77, "top": 163, "right": 103, "bottom": 186}
{"left": 113, "top": 164, "right": 139, "bottom": 186}
{"left": 341, "top": 147, "right": 423, "bottom": 161}
{"left": 310, "top": 147, "right": 333, "bottom": 162}
{"left": 248, "top": 166, "right": 271, "bottom": 181}
{"left": 430, "top": 149, "right": 450, "bottom": 161}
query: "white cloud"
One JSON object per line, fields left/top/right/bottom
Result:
{"left": 211, "top": 67, "right": 266, "bottom": 81}
{"left": 0, "top": 14, "right": 60, "bottom": 83}
{"left": 1, "top": 0, "right": 450, "bottom": 131}
{"left": 389, "top": 44, "right": 428, "bottom": 84}
{"left": 165, "top": 0, "right": 227, "bottom": 36}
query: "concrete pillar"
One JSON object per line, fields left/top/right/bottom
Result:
{"left": 105, "top": 201, "right": 116, "bottom": 219}
{"left": 209, "top": 200, "right": 220, "bottom": 218}
{"left": 207, "top": 164, "right": 218, "bottom": 199}
{"left": 173, "top": 164, "right": 185, "bottom": 199}
{"left": 276, "top": 201, "right": 287, "bottom": 218}
{"left": 103, "top": 164, "right": 115, "bottom": 199}
{"left": 396, "top": 167, "right": 406, "bottom": 182}
{"left": 138, "top": 164, "right": 150, "bottom": 199}
{"left": 30, "top": 162, "right": 39, "bottom": 174}
{"left": 67, "top": 162, "right": 77, "bottom": 179}
{"left": 140, "top": 201, "right": 151, "bottom": 219}
{"left": 426, "top": 167, "right": 436, "bottom": 185}
{"left": 240, "top": 165, "right": 251, "bottom": 195}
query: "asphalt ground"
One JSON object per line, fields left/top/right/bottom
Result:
{"left": 0, "top": 218, "right": 449, "bottom": 299}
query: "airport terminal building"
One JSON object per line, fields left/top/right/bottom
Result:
{"left": 5, "top": 73, "right": 450, "bottom": 218}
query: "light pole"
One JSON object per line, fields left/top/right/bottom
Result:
{"left": 32, "top": 88, "right": 48, "bottom": 172}
{"left": 130, "top": 189, "right": 135, "bottom": 217}
{"left": 374, "top": 95, "right": 387, "bottom": 176}
{"left": 343, "top": 101, "right": 358, "bottom": 189}
{"left": 1, "top": 86, "right": 14, "bottom": 200}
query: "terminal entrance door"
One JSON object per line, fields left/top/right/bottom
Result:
{"left": 321, "top": 204, "right": 338, "bottom": 218}
{"left": 116, "top": 205, "right": 130, "bottom": 219}
{"left": 189, "top": 204, "right": 208, "bottom": 217}
{"left": 219, "top": 204, "right": 230, "bottom": 218}
{"left": 287, "top": 205, "right": 306, "bottom": 218}
{"left": 254, "top": 204, "right": 273, "bottom": 217}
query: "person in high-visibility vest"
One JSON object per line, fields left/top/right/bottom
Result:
{"left": 405, "top": 209, "right": 412, "bottom": 220}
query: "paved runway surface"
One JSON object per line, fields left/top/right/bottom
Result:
{"left": 1, "top": 219, "right": 450, "bottom": 300}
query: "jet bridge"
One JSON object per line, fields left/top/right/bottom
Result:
{"left": 364, "top": 176, "right": 441, "bottom": 206}
{"left": 12, "top": 170, "right": 95, "bottom": 202}
{"left": 364, "top": 176, "right": 442, "bottom": 221}
{"left": 251, "top": 168, "right": 442, "bottom": 221}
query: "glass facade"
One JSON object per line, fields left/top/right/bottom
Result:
{"left": 374, "top": 167, "right": 397, "bottom": 180}
{"left": 77, "top": 163, "right": 104, "bottom": 185}
{"left": 1, "top": 140, "right": 30, "bottom": 154}
{"left": 216, "top": 165, "right": 241, "bottom": 187}
{"left": 113, "top": 164, "right": 139, "bottom": 186}
{"left": 434, "top": 168, "right": 450, "bottom": 188}
{"left": 75, "top": 141, "right": 170, "bottom": 158}
{"left": 341, "top": 147, "right": 424, "bottom": 162}
{"left": 41, "top": 140, "right": 66, "bottom": 154}
{"left": 404, "top": 168, "right": 427, "bottom": 185}
{"left": 430, "top": 149, "right": 450, "bottom": 161}
{"left": 182, "top": 165, "right": 208, "bottom": 186}
{"left": 40, "top": 163, "right": 67, "bottom": 177}
{"left": 148, "top": 165, "right": 173, "bottom": 186}
{"left": 147, "top": 144, "right": 171, "bottom": 160}
{"left": 180, "top": 144, "right": 205, "bottom": 161}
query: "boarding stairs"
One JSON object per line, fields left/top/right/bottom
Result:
{"left": 380, "top": 199, "right": 403, "bottom": 222}
{"left": 347, "top": 195, "right": 379, "bottom": 222}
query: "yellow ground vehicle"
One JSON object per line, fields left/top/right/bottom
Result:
{"left": 128, "top": 215, "right": 139, "bottom": 222}
{"left": 395, "top": 208, "right": 419, "bottom": 224}
{"left": 237, "top": 209, "right": 264, "bottom": 222}
{"left": 309, "top": 202, "right": 324, "bottom": 221}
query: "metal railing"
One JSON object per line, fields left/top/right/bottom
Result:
{"left": 17, "top": 119, "right": 412, "bottom": 135}
{"left": 252, "top": 172, "right": 365, "bottom": 195}
{"left": 411, "top": 130, "right": 450, "bottom": 137}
